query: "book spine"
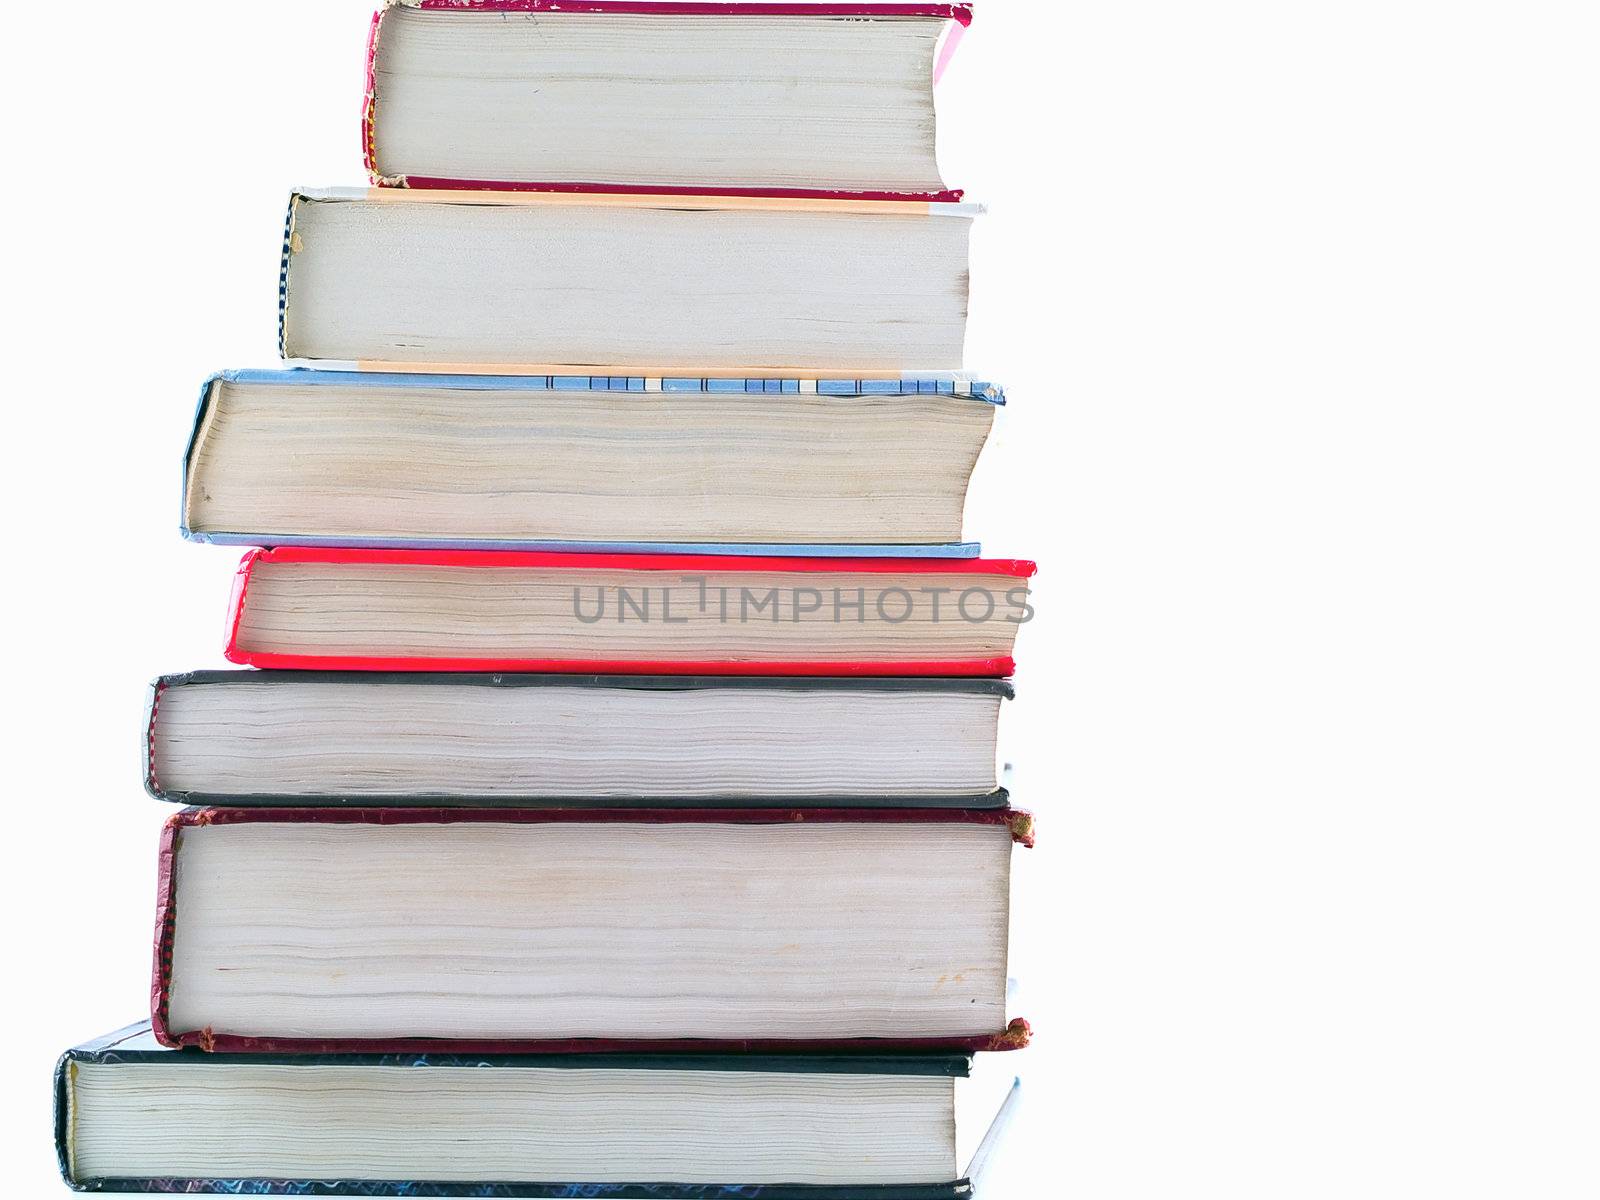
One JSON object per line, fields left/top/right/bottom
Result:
{"left": 178, "top": 374, "right": 223, "bottom": 540}
{"left": 52, "top": 1050, "right": 75, "bottom": 1187}
{"left": 276, "top": 196, "right": 297, "bottom": 358}
{"left": 221, "top": 550, "right": 261, "bottom": 669}
{"left": 149, "top": 814, "right": 183, "bottom": 1048}
{"left": 362, "top": 4, "right": 390, "bottom": 182}
{"left": 141, "top": 680, "right": 165, "bottom": 801}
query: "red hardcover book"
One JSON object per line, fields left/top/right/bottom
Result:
{"left": 151, "top": 805, "right": 1034, "bottom": 1054}
{"left": 222, "top": 547, "right": 1036, "bottom": 675}
{"left": 363, "top": 0, "right": 973, "bottom": 200}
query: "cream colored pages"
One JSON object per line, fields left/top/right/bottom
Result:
{"left": 151, "top": 679, "right": 1004, "bottom": 798}
{"left": 166, "top": 819, "right": 1012, "bottom": 1040}
{"left": 232, "top": 563, "right": 1026, "bottom": 663}
{"left": 372, "top": 9, "right": 947, "bottom": 191}
{"left": 70, "top": 1062, "right": 956, "bottom": 1184}
{"left": 281, "top": 197, "right": 970, "bottom": 370}
{"left": 185, "top": 381, "right": 992, "bottom": 544}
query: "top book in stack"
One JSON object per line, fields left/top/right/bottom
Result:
{"left": 363, "top": 0, "right": 973, "bottom": 199}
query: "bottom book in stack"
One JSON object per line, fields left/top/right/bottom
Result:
{"left": 57, "top": 1023, "right": 1021, "bottom": 1197}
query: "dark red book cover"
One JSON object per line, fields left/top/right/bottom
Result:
{"left": 222, "top": 546, "right": 1036, "bottom": 676}
{"left": 151, "top": 805, "right": 1034, "bottom": 1054}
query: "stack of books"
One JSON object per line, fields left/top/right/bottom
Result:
{"left": 55, "top": 3, "right": 1036, "bottom": 1197}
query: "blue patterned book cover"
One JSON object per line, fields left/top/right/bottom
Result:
{"left": 182, "top": 369, "right": 1003, "bottom": 556}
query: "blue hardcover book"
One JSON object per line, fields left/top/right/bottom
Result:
{"left": 56, "top": 1023, "right": 978, "bottom": 1198}
{"left": 181, "top": 369, "right": 1002, "bottom": 556}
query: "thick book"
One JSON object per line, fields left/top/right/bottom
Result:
{"left": 363, "top": 0, "right": 972, "bottom": 200}
{"left": 145, "top": 671, "right": 1014, "bottom": 807}
{"left": 57, "top": 1021, "right": 991, "bottom": 1196}
{"left": 150, "top": 806, "right": 1033, "bottom": 1053}
{"left": 278, "top": 189, "right": 975, "bottom": 373}
{"left": 182, "top": 369, "right": 1000, "bottom": 553}
{"left": 221, "top": 547, "right": 1035, "bottom": 674}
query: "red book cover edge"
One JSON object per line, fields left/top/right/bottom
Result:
{"left": 363, "top": 0, "right": 971, "bottom": 197}
{"left": 151, "top": 805, "right": 1033, "bottom": 1053}
{"left": 238, "top": 545, "right": 1036, "bottom": 574}
{"left": 223, "top": 547, "right": 1035, "bottom": 675}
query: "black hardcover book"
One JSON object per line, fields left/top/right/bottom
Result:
{"left": 145, "top": 671, "right": 1013, "bottom": 808}
{"left": 56, "top": 1023, "right": 979, "bottom": 1198}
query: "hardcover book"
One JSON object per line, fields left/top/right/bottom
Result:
{"left": 221, "top": 547, "right": 1036, "bottom": 674}
{"left": 182, "top": 369, "right": 1000, "bottom": 553}
{"left": 57, "top": 0, "right": 1036, "bottom": 1193}
{"left": 58, "top": 1022, "right": 992, "bottom": 1197}
{"left": 278, "top": 188, "right": 976, "bottom": 373}
{"left": 145, "top": 671, "right": 1014, "bottom": 807}
{"left": 151, "top": 806, "right": 1033, "bottom": 1053}
{"left": 364, "top": 0, "right": 973, "bottom": 199}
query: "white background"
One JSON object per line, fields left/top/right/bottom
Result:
{"left": 5, "top": 1, "right": 1599, "bottom": 1195}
